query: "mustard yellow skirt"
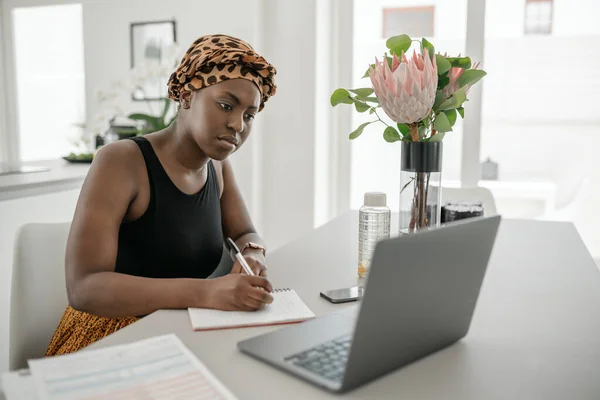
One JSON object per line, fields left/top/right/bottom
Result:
{"left": 46, "top": 306, "right": 139, "bottom": 356}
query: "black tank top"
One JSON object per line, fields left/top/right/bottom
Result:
{"left": 114, "top": 136, "right": 223, "bottom": 279}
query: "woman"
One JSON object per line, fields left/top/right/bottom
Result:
{"left": 46, "top": 34, "right": 277, "bottom": 356}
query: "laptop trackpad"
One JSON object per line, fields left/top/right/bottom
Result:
{"left": 238, "top": 313, "right": 355, "bottom": 362}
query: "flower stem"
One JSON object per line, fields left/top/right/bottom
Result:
{"left": 418, "top": 172, "right": 426, "bottom": 227}
{"left": 373, "top": 109, "right": 391, "bottom": 128}
{"left": 409, "top": 123, "right": 419, "bottom": 142}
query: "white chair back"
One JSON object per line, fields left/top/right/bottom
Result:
{"left": 9, "top": 222, "right": 70, "bottom": 370}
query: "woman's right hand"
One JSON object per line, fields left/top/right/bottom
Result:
{"left": 205, "top": 274, "right": 274, "bottom": 311}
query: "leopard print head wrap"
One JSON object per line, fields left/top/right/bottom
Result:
{"left": 167, "top": 34, "right": 277, "bottom": 111}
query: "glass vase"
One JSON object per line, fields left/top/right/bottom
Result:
{"left": 399, "top": 141, "right": 443, "bottom": 234}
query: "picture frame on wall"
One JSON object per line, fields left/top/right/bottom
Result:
{"left": 382, "top": 6, "right": 434, "bottom": 39}
{"left": 130, "top": 20, "right": 177, "bottom": 101}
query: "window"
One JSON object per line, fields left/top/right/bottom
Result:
{"left": 524, "top": 0, "right": 553, "bottom": 35}
{"left": 382, "top": 6, "right": 435, "bottom": 38}
{"left": 10, "top": 4, "right": 85, "bottom": 161}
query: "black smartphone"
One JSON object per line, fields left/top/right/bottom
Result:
{"left": 320, "top": 286, "right": 364, "bottom": 304}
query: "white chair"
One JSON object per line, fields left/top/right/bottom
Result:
{"left": 9, "top": 222, "right": 70, "bottom": 370}
{"left": 8, "top": 222, "right": 233, "bottom": 370}
{"left": 441, "top": 186, "right": 498, "bottom": 216}
{"left": 541, "top": 176, "right": 591, "bottom": 222}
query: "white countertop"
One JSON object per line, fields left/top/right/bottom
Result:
{"left": 0, "top": 159, "right": 90, "bottom": 201}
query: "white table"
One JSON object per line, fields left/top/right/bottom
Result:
{"left": 4, "top": 212, "right": 600, "bottom": 399}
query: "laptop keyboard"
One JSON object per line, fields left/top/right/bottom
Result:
{"left": 284, "top": 334, "right": 352, "bottom": 382}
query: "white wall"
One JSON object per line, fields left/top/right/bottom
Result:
{"left": 0, "top": 188, "right": 81, "bottom": 373}
{"left": 481, "top": 35, "right": 600, "bottom": 162}
{"left": 259, "top": 0, "right": 319, "bottom": 249}
{"left": 553, "top": 0, "right": 600, "bottom": 36}
{"left": 485, "top": 0, "right": 526, "bottom": 38}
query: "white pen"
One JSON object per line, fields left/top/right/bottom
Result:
{"left": 227, "top": 237, "right": 255, "bottom": 276}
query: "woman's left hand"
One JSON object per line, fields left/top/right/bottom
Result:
{"left": 231, "top": 249, "right": 267, "bottom": 277}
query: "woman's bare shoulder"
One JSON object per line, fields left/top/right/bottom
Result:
{"left": 94, "top": 139, "right": 142, "bottom": 164}
{"left": 86, "top": 140, "right": 146, "bottom": 190}
{"left": 91, "top": 139, "right": 148, "bottom": 173}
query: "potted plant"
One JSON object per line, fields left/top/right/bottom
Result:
{"left": 331, "top": 34, "right": 486, "bottom": 233}
{"left": 127, "top": 97, "right": 176, "bottom": 135}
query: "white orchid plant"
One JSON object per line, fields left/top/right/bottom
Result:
{"left": 90, "top": 43, "right": 182, "bottom": 138}
{"left": 330, "top": 34, "right": 486, "bottom": 143}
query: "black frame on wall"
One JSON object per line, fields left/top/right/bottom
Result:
{"left": 129, "top": 19, "right": 177, "bottom": 101}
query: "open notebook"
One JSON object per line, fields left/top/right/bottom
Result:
{"left": 188, "top": 288, "right": 315, "bottom": 331}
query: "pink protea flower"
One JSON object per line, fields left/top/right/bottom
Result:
{"left": 442, "top": 60, "right": 481, "bottom": 99}
{"left": 369, "top": 50, "right": 438, "bottom": 124}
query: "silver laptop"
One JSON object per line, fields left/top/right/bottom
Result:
{"left": 238, "top": 215, "right": 501, "bottom": 393}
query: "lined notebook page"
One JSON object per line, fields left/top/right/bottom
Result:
{"left": 188, "top": 289, "right": 315, "bottom": 331}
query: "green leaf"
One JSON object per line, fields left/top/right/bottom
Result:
{"left": 396, "top": 123, "right": 410, "bottom": 137}
{"left": 445, "top": 109, "right": 457, "bottom": 126}
{"left": 457, "top": 107, "right": 465, "bottom": 118}
{"left": 458, "top": 69, "right": 487, "bottom": 89}
{"left": 354, "top": 100, "right": 370, "bottom": 113}
{"left": 330, "top": 89, "right": 353, "bottom": 106}
{"left": 128, "top": 113, "right": 154, "bottom": 121}
{"left": 386, "top": 34, "right": 412, "bottom": 56}
{"left": 128, "top": 113, "right": 164, "bottom": 131}
{"left": 454, "top": 87, "right": 467, "bottom": 104}
{"left": 428, "top": 132, "right": 446, "bottom": 142}
{"left": 385, "top": 54, "right": 393, "bottom": 69}
{"left": 383, "top": 126, "right": 402, "bottom": 143}
{"left": 114, "top": 127, "right": 138, "bottom": 134}
{"left": 369, "top": 107, "right": 376, "bottom": 114}
{"left": 437, "top": 73, "right": 449, "bottom": 90}
{"left": 421, "top": 38, "right": 435, "bottom": 59}
{"left": 364, "top": 96, "right": 379, "bottom": 104}
{"left": 439, "top": 88, "right": 467, "bottom": 110}
{"left": 349, "top": 121, "right": 375, "bottom": 139}
{"left": 434, "top": 112, "right": 453, "bottom": 133}
{"left": 362, "top": 64, "right": 375, "bottom": 78}
{"left": 128, "top": 113, "right": 156, "bottom": 123}
{"left": 422, "top": 116, "right": 431, "bottom": 128}
{"left": 446, "top": 56, "right": 471, "bottom": 69}
{"left": 433, "top": 90, "right": 445, "bottom": 110}
{"left": 349, "top": 88, "right": 374, "bottom": 98}
{"left": 435, "top": 54, "right": 451, "bottom": 75}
